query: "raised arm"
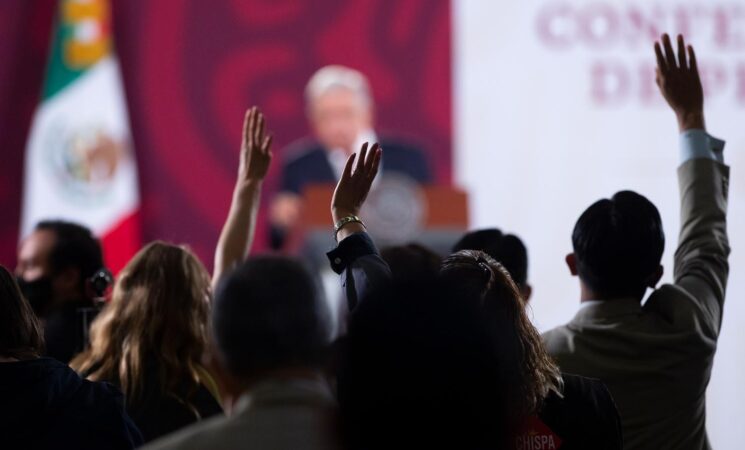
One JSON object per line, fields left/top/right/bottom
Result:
{"left": 326, "top": 143, "right": 391, "bottom": 312}
{"left": 654, "top": 34, "right": 730, "bottom": 334}
{"left": 212, "top": 107, "right": 273, "bottom": 288}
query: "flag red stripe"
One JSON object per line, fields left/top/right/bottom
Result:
{"left": 100, "top": 209, "right": 141, "bottom": 274}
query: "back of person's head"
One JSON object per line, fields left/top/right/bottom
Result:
{"left": 213, "top": 256, "right": 330, "bottom": 380}
{"left": 452, "top": 228, "right": 529, "bottom": 288}
{"left": 70, "top": 241, "right": 211, "bottom": 403}
{"left": 380, "top": 243, "right": 441, "bottom": 282}
{"left": 440, "top": 250, "right": 561, "bottom": 418}
{"left": 0, "top": 266, "right": 44, "bottom": 359}
{"left": 339, "top": 272, "right": 511, "bottom": 449}
{"left": 572, "top": 190, "right": 665, "bottom": 299}
{"left": 35, "top": 220, "right": 104, "bottom": 296}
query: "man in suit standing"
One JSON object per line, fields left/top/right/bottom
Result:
{"left": 270, "top": 65, "right": 431, "bottom": 248}
{"left": 543, "top": 34, "right": 729, "bottom": 449}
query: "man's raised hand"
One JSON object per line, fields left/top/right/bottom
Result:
{"left": 331, "top": 142, "right": 382, "bottom": 223}
{"left": 654, "top": 34, "right": 705, "bottom": 131}
{"left": 239, "top": 106, "right": 273, "bottom": 184}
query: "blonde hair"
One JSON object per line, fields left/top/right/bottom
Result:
{"left": 71, "top": 242, "right": 212, "bottom": 405}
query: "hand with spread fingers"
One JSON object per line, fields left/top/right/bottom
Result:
{"left": 654, "top": 33, "right": 705, "bottom": 131}
{"left": 331, "top": 142, "right": 382, "bottom": 241}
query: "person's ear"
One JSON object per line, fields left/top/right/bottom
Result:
{"left": 566, "top": 253, "right": 579, "bottom": 276}
{"left": 521, "top": 284, "right": 533, "bottom": 303}
{"left": 646, "top": 265, "right": 664, "bottom": 288}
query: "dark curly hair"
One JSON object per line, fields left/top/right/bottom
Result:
{"left": 440, "top": 250, "right": 562, "bottom": 416}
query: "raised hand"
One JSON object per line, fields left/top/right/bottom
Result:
{"left": 238, "top": 106, "right": 273, "bottom": 184}
{"left": 331, "top": 142, "right": 382, "bottom": 224}
{"left": 212, "top": 106, "right": 273, "bottom": 287}
{"left": 654, "top": 34, "right": 705, "bottom": 131}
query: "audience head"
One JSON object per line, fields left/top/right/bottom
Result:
{"left": 440, "top": 250, "right": 561, "bottom": 416}
{"left": 339, "top": 249, "right": 561, "bottom": 449}
{"left": 212, "top": 256, "right": 331, "bottom": 388}
{"left": 0, "top": 265, "right": 44, "bottom": 360}
{"left": 380, "top": 243, "right": 441, "bottom": 282}
{"left": 453, "top": 228, "right": 532, "bottom": 301}
{"left": 338, "top": 271, "right": 509, "bottom": 449}
{"left": 71, "top": 241, "right": 211, "bottom": 403}
{"left": 15, "top": 220, "right": 103, "bottom": 314}
{"left": 569, "top": 190, "right": 665, "bottom": 300}
{"left": 305, "top": 65, "right": 373, "bottom": 153}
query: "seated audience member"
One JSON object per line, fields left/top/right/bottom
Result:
{"left": 0, "top": 265, "right": 142, "bottom": 449}
{"left": 15, "top": 220, "right": 109, "bottom": 362}
{"left": 143, "top": 256, "right": 338, "bottom": 450}
{"left": 327, "top": 144, "right": 622, "bottom": 449}
{"left": 453, "top": 228, "right": 532, "bottom": 301}
{"left": 542, "top": 34, "right": 730, "bottom": 449}
{"left": 70, "top": 243, "right": 223, "bottom": 442}
{"left": 70, "top": 106, "right": 275, "bottom": 443}
{"left": 270, "top": 65, "right": 432, "bottom": 249}
{"left": 379, "top": 243, "right": 441, "bottom": 282}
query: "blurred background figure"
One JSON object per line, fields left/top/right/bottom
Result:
{"left": 0, "top": 265, "right": 142, "bottom": 449}
{"left": 270, "top": 65, "right": 432, "bottom": 249}
{"left": 15, "top": 220, "right": 111, "bottom": 363}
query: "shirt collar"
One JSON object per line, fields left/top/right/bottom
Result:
{"left": 572, "top": 297, "right": 642, "bottom": 324}
{"left": 233, "top": 374, "right": 334, "bottom": 416}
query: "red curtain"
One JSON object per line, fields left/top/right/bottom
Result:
{"left": 0, "top": 0, "right": 451, "bottom": 269}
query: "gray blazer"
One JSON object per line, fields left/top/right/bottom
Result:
{"left": 543, "top": 158, "right": 730, "bottom": 450}
{"left": 142, "top": 377, "right": 341, "bottom": 450}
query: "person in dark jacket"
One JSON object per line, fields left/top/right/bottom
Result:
{"left": 15, "top": 220, "right": 107, "bottom": 363}
{"left": 0, "top": 264, "right": 141, "bottom": 449}
{"left": 326, "top": 143, "right": 622, "bottom": 449}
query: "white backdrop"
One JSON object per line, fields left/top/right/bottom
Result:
{"left": 454, "top": 1, "right": 744, "bottom": 448}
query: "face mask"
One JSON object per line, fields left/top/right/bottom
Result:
{"left": 16, "top": 276, "right": 54, "bottom": 316}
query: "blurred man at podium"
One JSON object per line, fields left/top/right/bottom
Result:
{"left": 270, "top": 65, "right": 432, "bottom": 249}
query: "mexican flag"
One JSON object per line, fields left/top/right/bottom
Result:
{"left": 20, "top": 0, "right": 140, "bottom": 273}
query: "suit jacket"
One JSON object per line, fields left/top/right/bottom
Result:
{"left": 142, "top": 377, "right": 341, "bottom": 450}
{"left": 543, "top": 158, "right": 730, "bottom": 450}
{"left": 280, "top": 137, "right": 432, "bottom": 194}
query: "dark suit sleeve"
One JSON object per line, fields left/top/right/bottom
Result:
{"left": 409, "top": 147, "right": 432, "bottom": 184}
{"left": 326, "top": 232, "right": 392, "bottom": 313}
{"left": 396, "top": 145, "right": 432, "bottom": 184}
{"left": 280, "top": 158, "right": 303, "bottom": 194}
{"left": 380, "top": 141, "right": 433, "bottom": 184}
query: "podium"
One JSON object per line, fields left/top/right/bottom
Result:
{"left": 286, "top": 176, "right": 469, "bottom": 269}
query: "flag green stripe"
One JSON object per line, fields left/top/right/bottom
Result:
{"left": 42, "top": 6, "right": 86, "bottom": 100}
